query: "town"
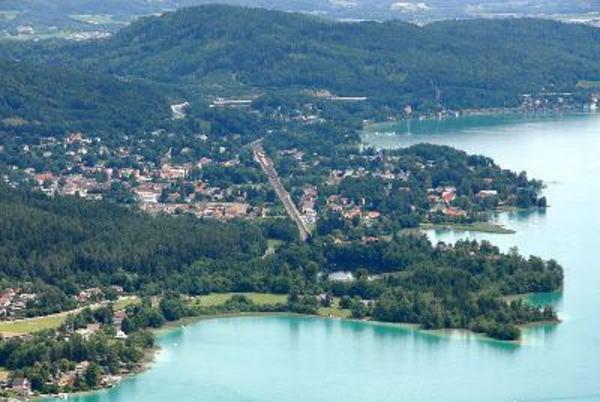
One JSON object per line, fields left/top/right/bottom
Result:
{"left": 1, "top": 96, "right": 546, "bottom": 245}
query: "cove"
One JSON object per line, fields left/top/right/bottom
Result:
{"left": 61, "top": 113, "right": 600, "bottom": 401}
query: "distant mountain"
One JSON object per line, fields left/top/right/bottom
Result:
{"left": 1, "top": 0, "right": 599, "bottom": 40}
{"left": 44, "top": 5, "right": 600, "bottom": 111}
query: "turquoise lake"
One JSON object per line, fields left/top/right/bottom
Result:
{"left": 64, "top": 113, "right": 600, "bottom": 402}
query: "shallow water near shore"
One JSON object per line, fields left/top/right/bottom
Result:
{"left": 57, "top": 113, "right": 600, "bottom": 401}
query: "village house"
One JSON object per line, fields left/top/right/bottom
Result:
{"left": 363, "top": 211, "right": 381, "bottom": 221}
{"left": 196, "top": 157, "right": 212, "bottom": 168}
{"left": 34, "top": 172, "right": 54, "bottom": 185}
{"left": 133, "top": 183, "right": 166, "bottom": 204}
{"left": 9, "top": 377, "right": 31, "bottom": 394}
{"left": 77, "top": 288, "right": 103, "bottom": 303}
{"left": 118, "top": 168, "right": 140, "bottom": 180}
{"left": 362, "top": 236, "right": 380, "bottom": 243}
{"left": 134, "top": 189, "right": 160, "bottom": 204}
{"left": 60, "top": 175, "right": 102, "bottom": 198}
{"left": 75, "top": 323, "right": 101, "bottom": 340}
{"left": 328, "top": 271, "right": 355, "bottom": 282}
{"left": 65, "top": 132, "right": 92, "bottom": 146}
{"left": 57, "top": 371, "right": 77, "bottom": 388}
{"left": 111, "top": 285, "right": 124, "bottom": 295}
{"left": 442, "top": 190, "right": 457, "bottom": 204}
{"left": 342, "top": 207, "right": 362, "bottom": 220}
{"left": 478, "top": 190, "right": 499, "bottom": 198}
{"left": 443, "top": 207, "right": 467, "bottom": 218}
{"left": 160, "top": 164, "right": 189, "bottom": 180}
{"left": 0, "top": 288, "right": 18, "bottom": 317}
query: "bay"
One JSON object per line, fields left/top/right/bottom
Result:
{"left": 63, "top": 112, "right": 600, "bottom": 402}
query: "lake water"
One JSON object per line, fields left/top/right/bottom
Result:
{"left": 63, "top": 113, "right": 600, "bottom": 402}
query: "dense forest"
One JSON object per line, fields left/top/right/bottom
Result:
{"left": 0, "top": 185, "right": 563, "bottom": 340}
{"left": 13, "top": 5, "right": 599, "bottom": 111}
{"left": 0, "top": 60, "right": 170, "bottom": 141}
{"left": 0, "top": 185, "right": 267, "bottom": 292}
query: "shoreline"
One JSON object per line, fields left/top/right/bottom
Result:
{"left": 362, "top": 107, "right": 594, "bottom": 132}
{"left": 420, "top": 221, "right": 516, "bottom": 235}
{"left": 33, "top": 347, "right": 161, "bottom": 401}
{"left": 35, "top": 309, "right": 559, "bottom": 400}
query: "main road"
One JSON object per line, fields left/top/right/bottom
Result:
{"left": 252, "top": 140, "right": 311, "bottom": 242}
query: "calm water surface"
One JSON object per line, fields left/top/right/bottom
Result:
{"left": 65, "top": 113, "right": 600, "bottom": 402}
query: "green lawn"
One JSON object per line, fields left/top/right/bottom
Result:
{"left": 193, "top": 293, "right": 287, "bottom": 307}
{"left": 318, "top": 306, "right": 352, "bottom": 319}
{"left": 265, "top": 239, "right": 284, "bottom": 256}
{"left": 0, "top": 296, "right": 139, "bottom": 337}
{"left": 0, "top": 313, "right": 68, "bottom": 336}
{"left": 317, "top": 297, "right": 351, "bottom": 319}
{"left": 112, "top": 295, "right": 140, "bottom": 310}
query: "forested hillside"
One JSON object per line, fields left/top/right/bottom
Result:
{"left": 0, "top": 183, "right": 563, "bottom": 340}
{"left": 49, "top": 5, "right": 600, "bottom": 110}
{"left": 0, "top": 61, "right": 170, "bottom": 139}
{"left": 0, "top": 185, "right": 266, "bottom": 292}
{"left": 1, "top": 0, "right": 597, "bottom": 38}
{"left": 3, "top": 6, "right": 600, "bottom": 112}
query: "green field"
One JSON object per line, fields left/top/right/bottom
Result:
{"left": 112, "top": 295, "right": 140, "bottom": 310}
{"left": 192, "top": 293, "right": 352, "bottom": 318}
{"left": 317, "top": 297, "right": 351, "bottom": 319}
{"left": 0, "top": 296, "right": 139, "bottom": 337}
{"left": 193, "top": 293, "right": 287, "bottom": 307}
{"left": 0, "top": 313, "right": 68, "bottom": 336}
{"left": 265, "top": 239, "right": 284, "bottom": 256}
{"left": 194, "top": 293, "right": 350, "bottom": 318}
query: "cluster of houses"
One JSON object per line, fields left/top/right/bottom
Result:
{"left": 326, "top": 195, "right": 382, "bottom": 222}
{"left": 0, "top": 359, "right": 123, "bottom": 397}
{"left": 427, "top": 185, "right": 501, "bottom": 218}
{"left": 18, "top": 131, "right": 270, "bottom": 220}
{"left": 140, "top": 201, "right": 256, "bottom": 220}
{"left": 76, "top": 286, "right": 123, "bottom": 303}
{"left": 427, "top": 186, "right": 467, "bottom": 218}
{"left": 0, "top": 288, "right": 37, "bottom": 319}
{"left": 55, "top": 360, "right": 122, "bottom": 392}
{"left": 0, "top": 290, "right": 135, "bottom": 396}
{"left": 327, "top": 166, "right": 409, "bottom": 186}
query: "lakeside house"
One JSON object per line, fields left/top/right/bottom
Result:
{"left": 478, "top": 190, "right": 499, "bottom": 197}
{"left": 328, "top": 271, "right": 355, "bottom": 282}
{"left": 9, "top": 377, "right": 31, "bottom": 394}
